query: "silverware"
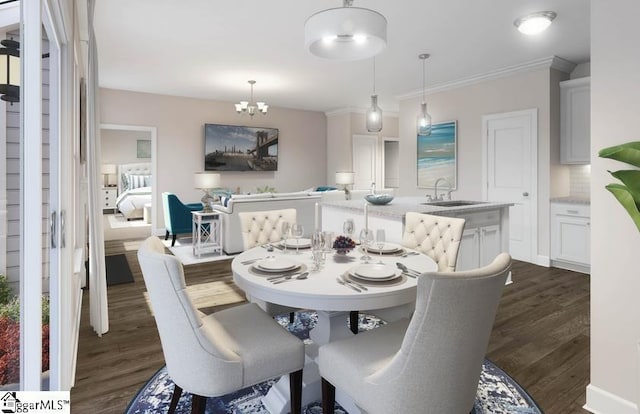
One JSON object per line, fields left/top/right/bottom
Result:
{"left": 336, "top": 277, "right": 361, "bottom": 292}
{"left": 272, "top": 272, "right": 309, "bottom": 284}
{"left": 401, "top": 251, "right": 420, "bottom": 257}
{"left": 341, "top": 274, "right": 368, "bottom": 291}
{"left": 266, "top": 271, "right": 304, "bottom": 281}
{"left": 396, "top": 262, "right": 420, "bottom": 278}
{"left": 241, "top": 256, "right": 271, "bottom": 265}
{"left": 261, "top": 244, "right": 275, "bottom": 252}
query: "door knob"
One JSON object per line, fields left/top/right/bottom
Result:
{"left": 522, "top": 192, "right": 529, "bottom": 197}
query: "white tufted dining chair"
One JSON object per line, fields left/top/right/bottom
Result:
{"left": 239, "top": 208, "right": 301, "bottom": 321}
{"left": 239, "top": 208, "right": 297, "bottom": 250}
{"left": 319, "top": 253, "right": 512, "bottom": 414}
{"left": 402, "top": 212, "right": 466, "bottom": 271}
{"left": 359, "top": 212, "right": 467, "bottom": 326}
{"left": 137, "top": 236, "right": 304, "bottom": 414}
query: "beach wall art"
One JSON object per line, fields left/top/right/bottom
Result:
{"left": 204, "top": 123, "right": 279, "bottom": 171}
{"left": 417, "top": 120, "right": 457, "bottom": 188}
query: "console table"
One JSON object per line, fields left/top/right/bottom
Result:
{"left": 191, "top": 211, "right": 223, "bottom": 258}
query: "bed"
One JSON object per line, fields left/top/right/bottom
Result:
{"left": 116, "top": 163, "right": 152, "bottom": 220}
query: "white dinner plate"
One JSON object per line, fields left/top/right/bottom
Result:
{"left": 366, "top": 243, "right": 403, "bottom": 254}
{"left": 254, "top": 257, "right": 300, "bottom": 273}
{"left": 349, "top": 263, "right": 402, "bottom": 281}
{"left": 283, "top": 238, "right": 312, "bottom": 249}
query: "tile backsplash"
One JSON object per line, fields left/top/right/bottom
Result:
{"left": 569, "top": 165, "right": 591, "bottom": 198}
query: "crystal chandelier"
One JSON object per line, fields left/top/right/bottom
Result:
{"left": 235, "top": 80, "right": 268, "bottom": 117}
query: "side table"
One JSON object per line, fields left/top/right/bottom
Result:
{"left": 191, "top": 211, "right": 223, "bottom": 258}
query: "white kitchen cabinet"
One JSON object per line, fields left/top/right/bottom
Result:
{"left": 560, "top": 77, "right": 591, "bottom": 164}
{"left": 456, "top": 211, "right": 502, "bottom": 271}
{"left": 550, "top": 202, "right": 590, "bottom": 273}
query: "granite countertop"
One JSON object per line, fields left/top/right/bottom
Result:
{"left": 550, "top": 196, "right": 591, "bottom": 205}
{"left": 322, "top": 197, "right": 513, "bottom": 220}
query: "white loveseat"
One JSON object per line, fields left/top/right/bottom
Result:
{"left": 212, "top": 191, "right": 340, "bottom": 254}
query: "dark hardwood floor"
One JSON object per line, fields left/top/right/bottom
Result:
{"left": 70, "top": 237, "right": 590, "bottom": 414}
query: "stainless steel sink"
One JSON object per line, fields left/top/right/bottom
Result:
{"left": 420, "top": 200, "right": 486, "bottom": 207}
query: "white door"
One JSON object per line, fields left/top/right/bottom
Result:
{"left": 352, "top": 135, "right": 377, "bottom": 190}
{"left": 482, "top": 109, "right": 537, "bottom": 263}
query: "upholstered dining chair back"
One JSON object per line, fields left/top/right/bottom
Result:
{"left": 239, "top": 208, "right": 297, "bottom": 250}
{"left": 318, "top": 253, "right": 511, "bottom": 414}
{"left": 402, "top": 212, "right": 466, "bottom": 272}
{"left": 137, "top": 236, "right": 305, "bottom": 411}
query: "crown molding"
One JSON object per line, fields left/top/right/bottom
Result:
{"left": 325, "top": 107, "right": 399, "bottom": 118}
{"left": 396, "top": 55, "right": 577, "bottom": 101}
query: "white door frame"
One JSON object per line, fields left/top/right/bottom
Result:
{"left": 481, "top": 108, "right": 538, "bottom": 265}
{"left": 100, "top": 124, "right": 158, "bottom": 232}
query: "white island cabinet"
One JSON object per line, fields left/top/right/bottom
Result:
{"left": 321, "top": 197, "right": 512, "bottom": 274}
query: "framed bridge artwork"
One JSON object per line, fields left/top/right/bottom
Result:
{"left": 204, "top": 123, "right": 279, "bottom": 171}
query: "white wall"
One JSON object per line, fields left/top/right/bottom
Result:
{"left": 587, "top": 0, "right": 640, "bottom": 412}
{"left": 101, "top": 129, "right": 152, "bottom": 166}
{"left": 325, "top": 111, "right": 399, "bottom": 186}
{"left": 396, "top": 67, "right": 565, "bottom": 258}
{"left": 99, "top": 88, "right": 327, "bottom": 230}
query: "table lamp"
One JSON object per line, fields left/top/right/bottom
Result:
{"left": 194, "top": 172, "right": 221, "bottom": 212}
{"left": 101, "top": 164, "right": 117, "bottom": 187}
{"left": 335, "top": 171, "right": 354, "bottom": 200}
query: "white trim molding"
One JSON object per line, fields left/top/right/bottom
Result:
{"left": 584, "top": 384, "right": 637, "bottom": 414}
{"left": 397, "top": 56, "right": 577, "bottom": 101}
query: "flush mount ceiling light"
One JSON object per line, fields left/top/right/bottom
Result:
{"left": 305, "top": 0, "right": 387, "bottom": 61}
{"left": 417, "top": 53, "right": 432, "bottom": 137}
{"left": 235, "top": 80, "right": 268, "bottom": 117}
{"left": 514, "top": 11, "right": 557, "bottom": 35}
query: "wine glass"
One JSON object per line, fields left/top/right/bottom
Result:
{"left": 375, "top": 229, "right": 386, "bottom": 260}
{"left": 280, "top": 221, "right": 291, "bottom": 253}
{"left": 343, "top": 219, "right": 355, "bottom": 238}
{"left": 291, "top": 223, "right": 305, "bottom": 254}
{"left": 359, "top": 228, "right": 374, "bottom": 263}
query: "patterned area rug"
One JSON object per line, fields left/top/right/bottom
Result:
{"left": 125, "top": 311, "right": 542, "bottom": 414}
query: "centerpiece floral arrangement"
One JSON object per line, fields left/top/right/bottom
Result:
{"left": 0, "top": 275, "right": 49, "bottom": 385}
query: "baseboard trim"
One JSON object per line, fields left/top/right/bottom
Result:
{"left": 550, "top": 259, "right": 590, "bottom": 274}
{"left": 535, "top": 255, "right": 550, "bottom": 267}
{"left": 584, "top": 384, "right": 637, "bottom": 414}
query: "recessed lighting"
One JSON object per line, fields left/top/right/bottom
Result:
{"left": 514, "top": 11, "right": 557, "bottom": 35}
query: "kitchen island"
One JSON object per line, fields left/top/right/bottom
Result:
{"left": 321, "top": 197, "right": 513, "bottom": 272}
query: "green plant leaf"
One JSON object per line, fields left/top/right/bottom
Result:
{"left": 609, "top": 170, "right": 640, "bottom": 204}
{"left": 599, "top": 141, "right": 640, "bottom": 168}
{"left": 605, "top": 183, "right": 640, "bottom": 232}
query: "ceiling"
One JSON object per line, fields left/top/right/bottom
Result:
{"left": 93, "top": 0, "right": 590, "bottom": 113}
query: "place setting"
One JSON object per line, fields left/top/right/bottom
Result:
{"left": 338, "top": 262, "right": 407, "bottom": 292}
{"left": 247, "top": 256, "right": 308, "bottom": 283}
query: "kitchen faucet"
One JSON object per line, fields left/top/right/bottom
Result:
{"left": 428, "top": 177, "right": 452, "bottom": 201}
{"left": 370, "top": 182, "right": 376, "bottom": 194}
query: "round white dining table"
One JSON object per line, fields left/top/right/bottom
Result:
{"left": 232, "top": 243, "right": 437, "bottom": 414}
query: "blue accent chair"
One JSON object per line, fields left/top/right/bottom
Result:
{"left": 162, "top": 192, "right": 203, "bottom": 247}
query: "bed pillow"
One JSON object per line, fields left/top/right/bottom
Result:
{"left": 125, "top": 173, "right": 151, "bottom": 190}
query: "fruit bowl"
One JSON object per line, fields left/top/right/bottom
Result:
{"left": 365, "top": 194, "right": 394, "bottom": 205}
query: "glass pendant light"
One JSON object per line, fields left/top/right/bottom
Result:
{"left": 366, "top": 57, "right": 383, "bottom": 132}
{"left": 417, "top": 53, "right": 432, "bottom": 136}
